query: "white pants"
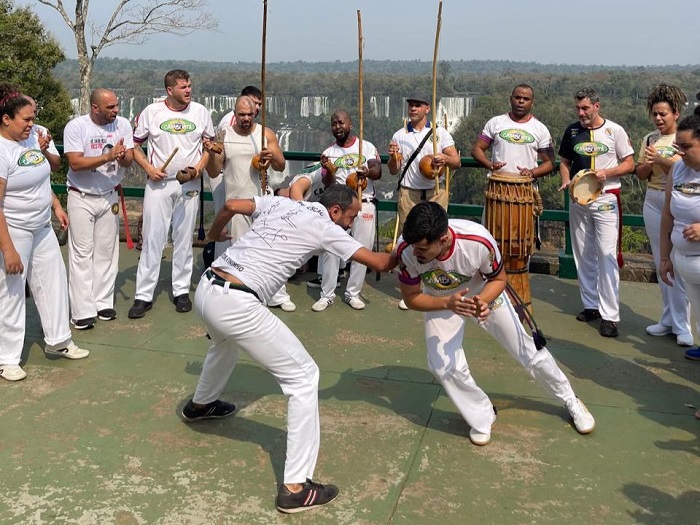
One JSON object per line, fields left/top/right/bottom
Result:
{"left": 569, "top": 193, "right": 620, "bottom": 322}
{"left": 0, "top": 224, "right": 73, "bottom": 364}
{"left": 319, "top": 200, "right": 375, "bottom": 301}
{"left": 425, "top": 293, "right": 577, "bottom": 434}
{"left": 644, "top": 189, "right": 691, "bottom": 335}
{"left": 193, "top": 274, "right": 320, "bottom": 484}
{"left": 135, "top": 178, "right": 200, "bottom": 301}
{"left": 672, "top": 251, "right": 700, "bottom": 345}
{"left": 67, "top": 190, "right": 120, "bottom": 319}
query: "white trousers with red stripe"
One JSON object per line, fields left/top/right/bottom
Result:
{"left": 192, "top": 274, "right": 319, "bottom": 484}
{"left": 424, "top": 293, "right": 577, "bottom": 434}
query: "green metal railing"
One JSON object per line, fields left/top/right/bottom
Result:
{"left": 51, "top": 149, "right": 645, "bottom": 279}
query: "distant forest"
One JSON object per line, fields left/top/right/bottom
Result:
{"left": 51, "top": 58, "right": 700, "bottom": 235}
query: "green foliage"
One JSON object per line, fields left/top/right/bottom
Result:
{"left": 621, "top": 226, "right": 650, "bottom": 253}
{"left": 0, "top": 0, "right": 72, "bottom": 140}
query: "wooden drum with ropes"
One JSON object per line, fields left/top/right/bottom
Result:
{"left": 484, "top": 172, "right": 539, "bottom": 314}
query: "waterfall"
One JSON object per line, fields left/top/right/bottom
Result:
{"left": 369, "top": 95, "right": 390, "bottom": 118}
{"left": 300, "top": 96, "right": 329, "bottom": 117}
{"left": 270, "top": 128, "right": 294, "bottom": 186}
{"left": 436, "top": 96, "right": 475, "bottom": 132}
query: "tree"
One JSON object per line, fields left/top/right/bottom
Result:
{"left": 0, "top": 0, "right": 72, "bottom": 138}
{"left": 36, "top": 0, "right": 217, "bottom": 112}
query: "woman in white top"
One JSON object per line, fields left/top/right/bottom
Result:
{"left": 0, "top": 84, "right": 89, "bottom": 382}
{"left": 635, "top": 85, "right": 692, "bottom": 346}
{"left": 660, "top": 109, "right": 700, "bottom": 364}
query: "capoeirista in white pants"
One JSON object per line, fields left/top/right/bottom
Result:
{"left": 0, "top": 224, "right": 73, "bottom": 365}
{"left": 67, "top": 190, "right": 120, "bottom": 320}
{"left": 424, "top": 292, "right": 578, "bottom": 435}
{"left": 643, "top": 188, "right": 691, "bottom": 335}
{"left": 193, "top": 275, "right": 320, "bottom": 484}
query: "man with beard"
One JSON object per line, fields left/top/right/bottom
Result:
{"left": 396, "top": 201, "right": 595, "bottom": 446}
{"left": 307, "top": 110, "right": 381, "bottom": 312}
{"left": 128, "top": 69, "right": 215, "bottom": 318}
{"left": 63, "top": 88, "right": 134, "bottom": 328}
{"left": 388, "top": 93, "right": 461, "bottom": 310}
{"left": 206, "top": 95, "right": 295, "bottom": 311}
{"left": 183, "top": 184, "right": 398, "bottom": 513}
{"left": 470, "top": 84, "right": 555, "bottom": 312}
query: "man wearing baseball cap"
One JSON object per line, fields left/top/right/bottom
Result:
{"left": 388, "top": 92, "right": 461, "bottom": 309}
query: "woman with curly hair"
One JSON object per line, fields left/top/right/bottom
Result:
{"left": 635, "top": 84, "right": 692, "bottom": 346}
{"left": 0, "top": 83, "right": 89, "bottom": 381}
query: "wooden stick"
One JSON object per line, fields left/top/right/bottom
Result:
{"left": 444, "top": 113, "right": 451, "bottom": 198}
{"left": 357, "top": 9, "right": 364, "bottom": 201}
{"left": 431, "top": 0, "right": 443, "bottom": 194}
{"left": 160, "top": 147, "right": 178, "bottom": 172}
{"left": 390, "top": 211, "right": 400, "bottom": 251}
{"left": 259, "top": 0, "right": 269, "bottom": 194}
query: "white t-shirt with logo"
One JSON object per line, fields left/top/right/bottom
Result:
{"left": 322, "top": 137, "right": 379, "bottom": 198}
{"left": 396, "top": 219, "right": 503, "bottom": 298}
{"left": 391, "top": 123, "right": 455, "bottom": 190}
{"left": 133, "top": 100, "right": 214, "bottom": 180}
{"left": 638, "top": 131, "right": 677, "bottom": 191}
{"left": 0, "top": 134, "right": 52, "bottom": 231}
{"left": 64, "top": 114, "right": 135, "bottom": 194}
{"left": 212, "top": 196, "right": 362, "bottom": 304}
{"left": 478, "top": 113, "right": 552, "bottom": 173}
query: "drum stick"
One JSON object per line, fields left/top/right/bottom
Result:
{"left": 118, "top": 185, "right": 135, "bottom": 250}
{"left": 430, "top": 0, "right": 443, "bottom": 195}
{"left": 160, "top": 147, "right": 178, "bottom": 172}
{"left": 357, "top": 9, "right": 364, "bottom": 202}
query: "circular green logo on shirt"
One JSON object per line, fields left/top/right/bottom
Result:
{"left": 574, "top": 142, "right": 609, "bottom": 156}
{"left": 160, "top": 119, "right": 196, "bottom": 134}
{"left": 498, "top": 129, "right": 535, "bottom": 144}
{"left": 656, "top": 146, "right": 676, "bottom": 158}
{"left": 17, "top": 149, "right": 45, "bottom": 167}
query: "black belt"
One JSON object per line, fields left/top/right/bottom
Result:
{"left": 204, "top": 269, "right": 260, "bottom": 301}
{"left": 67, "top": 186, "right": 114, "bottom": 197}
{"left": 361, "top": 197, "right": 378, "bottom": 204}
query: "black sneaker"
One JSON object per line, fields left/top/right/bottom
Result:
{"left": 71, "top": 317, "right": 95, "bottom": 330}
{"left": 576, "top": 308, "right": 601, "bottom": 322}
{"left": 306, "top": 277, "right": 323, "bottom": 289}
{"left": 128, "top": 300, "right": 152, "bottom": 319}
{"left": 600, "top": 319, "right": 619, "bottom": 338}
{"left": 97, "top": 308, "right": 117, "bottom": 321}
{"left": 174, "top": 294, "right": 192, "bottom": 313}
{"left": 275, "top": 479, "right": 339, "bottom": 514}
{"left": 306, "top": 277, "right": 340, "bottom": 289}
{"left": 181, "top": 399, "right": 236, "bottom": 422}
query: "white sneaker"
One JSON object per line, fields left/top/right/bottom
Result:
{"left": 645, "top": 323, "right": 672, "bottom": 337}
{"left": 312, "top": 298, "right": 333, "bottom": 312}
{"left": 278, "top": 301, "right": 297, "bottom": 312}
{"left": 45, "top": 341, "right": 90, "bottom": 360}
{"left": 0, "top": 364, "right": 27, "bottom": 381}
{"left": 469, "top": 409, "right": 497, "bottom": 446}
{"left": 398, "top": 299, "right": 409, "bottom": 311}
{"left": 676, "top": 333, "right": 694, "bottom": 347}
{"left": 566, "top": 398, "right": 595, "bottom": 434}
{"left": 344, "top": 296, "right": 365, "bottom": 310}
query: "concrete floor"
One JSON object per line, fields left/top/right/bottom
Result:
{"left": 1, "top": 246, "right": 698, "bottom": 524}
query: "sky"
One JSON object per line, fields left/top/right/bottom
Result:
{"left": 27, "top": 0, "right": 700, "bottom": 67}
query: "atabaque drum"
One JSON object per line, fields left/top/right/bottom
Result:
{"left": 569, "top": 169, "right": 603, "bottom": 205}
{"left": 484, "top": 172, "right": 536, "bottom": 314}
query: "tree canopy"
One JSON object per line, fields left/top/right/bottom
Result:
{"left": 0, "top": 0, "right": 72, "bottom": 139}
